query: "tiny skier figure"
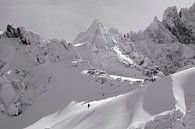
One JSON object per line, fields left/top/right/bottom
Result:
{"left": 88, "top": 103, "right": 90, "bottom": 109}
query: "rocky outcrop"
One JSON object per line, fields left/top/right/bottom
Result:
{"left": 162, "top": 6, "right": 195, "bottom": 44}
{"left": 124, "top": 3, "right": 195, "bottom": 75}
{"left": 144, "top": 110, "right": 184, "bottom": 129}
{"left": 145, "top": 16, "right": 178, "bottom": 44}
{"left": 180, "top": 3, "right": 195, "bottom": 35}
{"left": 5, "top": 24, "right": 21, "bottom": 38}
{"left": 0, "top": 74, "right": 24, "bottom": 116}
{"left": 5, "top": 24, "right": 42, "bottom": 45}
{"left": 0, "top": 68, "right": 51, "bottom": 116}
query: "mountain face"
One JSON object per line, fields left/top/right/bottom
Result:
{"left": 127, "top": 4, "right": 195, "bottom": 75}
{"left": 0, "top": 26, "right": 83, "bottom": 116}
{"left": 162, "top": 6, "right": 195, "bottom": 45}
{"left": 72, "top": 8, "right": 195, "bottom": 77}
{"left": 1, "top": 2, "right": 195, "bottom": 129}
{"left": 72, "top": 3, "right": 195, "bottom": 77}
{"left": 73, "top": 19, "right": 163, "bottom": 80}
{"left": 0, "top": 24, "right": 150, "bottom": 117}
{"left": 180, "top": 3, "right": 195, "bottom": 35}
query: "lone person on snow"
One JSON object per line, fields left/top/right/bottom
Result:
{"left": 88, "top": 103, "right": 91, "bottom": 109}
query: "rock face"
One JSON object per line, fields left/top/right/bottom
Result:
{"left": 145, "top": 16, "right": 177, "bottom": 44}
{"left": 73, "top": 19, "right": 163, "bottom": 80}
{"left": 125, "top": 4, "right": 195, "bottom": 75}
{"left": 5, "top": 24, "right": 21, "bottom": 38}
{"left": 5, "top": 24, "right": 42, "bottom": 45}
{"left": 0, "top": 74, "right": 25, "bottom": 116}
{"left": 162, "top": 6, "right": 195, "bottom": 44}
{"left": 72, "top": 14, "right": 194, "bottom": 77}
{"left": 134, "top": 17, "right": 186, "bottom": 75}
{"left": 72, "top": 4, "right": 195, "bottom": 78}
{"left": 180, "top": 3, "right": 195, "bottom": 35}
{"left": 0, "top": 25, "right": 84, "bottom": 116}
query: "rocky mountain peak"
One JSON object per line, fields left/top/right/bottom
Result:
{"left": 4, "top": 24, "right": 42, "bottom": 45}
{"left": 153, "top": 16, "right": 159, "bottom": 22}
{"left": 73, "top": 19, "right": 108, "bottom": 46}
{"left": 162, "top": 6, "right": 180, "bottom": 31}
{"left": 163, "top": 6, "right": 180, "bottom": 22}
{"left": 162, "top": 6, "right": 195, "bottom": 44}
{"left": 86, "top": 19, "right": 105, "bottom": 34}
{"left": 180, "top": 3, "right": 195, "bottom": 35}
{"left": 148, "top": 16, "right": 162, "bottom": 30}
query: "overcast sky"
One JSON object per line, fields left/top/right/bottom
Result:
{"left": 0, "top": 0, "right": 194, "bottom": 42}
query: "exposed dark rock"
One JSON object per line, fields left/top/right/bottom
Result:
{"left": 5, "top": 24, "right": 21, "bottom": 38}
{"left": 5, "top": 24, "right": 42, "bottom": 45}
{"left": 162, "top": 6, "right": 195, "bottom": 44}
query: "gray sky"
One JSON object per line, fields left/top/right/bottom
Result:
{"left": 0, "top": 0, "right": 194, "bottom": 42}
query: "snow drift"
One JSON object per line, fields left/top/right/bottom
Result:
{"left": 25, "top": 67, "right": 195, "bottom": 129}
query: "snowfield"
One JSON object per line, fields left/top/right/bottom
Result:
{"left": 25, "top": 67, "right": 195, "bottom": 129}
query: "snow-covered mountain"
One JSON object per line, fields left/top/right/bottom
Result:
{"left": 0, "top": 25, "right": 83, "bottom": 116}
{"left": 0, "top": 23, "right": 148, "bottom": 117}
{"left": 1, "top": 2, "right": 195, "bottom": 129}
{"left": 0, "top": 27, "right": 148, "bottom": 129}
{"left": 128, "top": 4, "right": 195, "bottom": 75}
{"left": 72, "top": 3, "right": 195, "bottom": 77}
{"left": 73, "top": 19, "right": 163, "bottom": 80}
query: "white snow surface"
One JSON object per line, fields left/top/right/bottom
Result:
{"left": 112, "top": 45, "right": 134, "bottom": 65}
{"left": 25, "top": 67, "right": 195, "bottom": 129}
{"left": 109, "top": 74, "right": 144, "bottom": 83}
{"left": 0, "top": 30, "right": 3, "bottom": 35}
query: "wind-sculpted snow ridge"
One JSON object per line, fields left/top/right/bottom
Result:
{"left": 25, "top": 67, "right": 195, "bottom": 129}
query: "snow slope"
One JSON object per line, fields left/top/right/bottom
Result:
{"left": 0, "top": 33, "right": 143, "bottom": 129}
{"left": 0, "top": 24, "right": 150, "bottom": 118}
{"left": 25, "top": 67, "right": 195, "bottom": 129}
{"left": 0, "top": 58, "right": 143, "bottom": 129}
